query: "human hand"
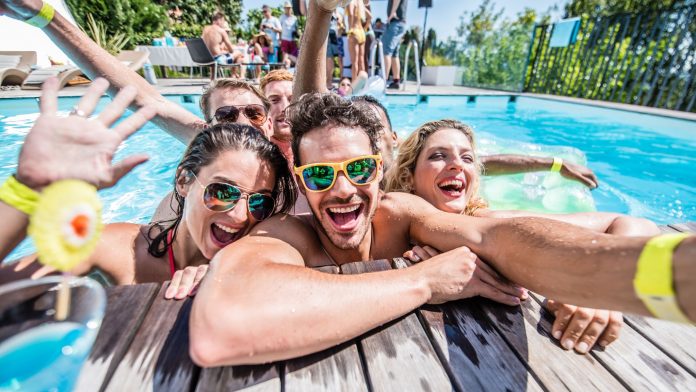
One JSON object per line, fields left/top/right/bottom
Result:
{"left": 165, "top": 265, "right": 209, "bottom": 300}
{"left": 560, "top": 161, "right": 599, "bottom": 189}
{"left": 0, "top": 0, "right": 44, "bottom": 20}
{"left": 415, "top": 246, "right": 527, "bottom": 306}
{"left": 388, "top": 12, "right": 397, "bottom": 22}
{"left": 544, "top": 299, "right": 623, "bottom": 354}
{"left": 16, "top": 77, "right": 155, "bottom": 191}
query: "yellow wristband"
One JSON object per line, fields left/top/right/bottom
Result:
{"left": 0, "top": 175, "right": 40, "bottom": 215}
{"left": 25, "top": 2, "right": 55, "bottom": 28}
{"left": 550, "top": 157, "right": 563, "bottom": 172}
{"left": 634, "top": 233, "right": 692, "bottom": 323}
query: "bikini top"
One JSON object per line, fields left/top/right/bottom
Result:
{"left": 167, "top": 230, "right": 175, "bottom": 278}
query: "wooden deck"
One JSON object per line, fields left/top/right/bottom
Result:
{"left": 74, "top": 223, "right": 696, "bottom": 391}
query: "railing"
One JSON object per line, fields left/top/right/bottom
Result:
{"left": 368, "top": 39, "right": 386, "bottom": 80}
{"left": 401, "top": 40, "right": 421, "bottom": 98}
{"left": 524, "top": 4, "right": 696, "bottom": 112}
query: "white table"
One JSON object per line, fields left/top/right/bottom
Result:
{"left": 135, "top": 46, "right": 194, "bottom": 67}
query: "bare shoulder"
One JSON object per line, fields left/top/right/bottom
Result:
{"left": 86, "top": 223, "right": 143, "bottom": 283}
{"left": 378, "top": 191, "right": 437, "bottom": 219}
{"left": 249, "top": 214, "right": 319, "bottom": 251}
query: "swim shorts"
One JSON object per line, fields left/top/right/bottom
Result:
{"left": 381, "top": 20, "right": 406, "bottom": 57}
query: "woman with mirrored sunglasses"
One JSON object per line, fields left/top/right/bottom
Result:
{"left": 11, "top": 123, "right": 296, "bottom": 299}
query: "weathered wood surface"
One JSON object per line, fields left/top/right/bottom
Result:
{"left": 341, "top": 259, "right": 451, "bottom": 391}
{"left": 668, "top": 221, "right": 696, "bottom": 233}
{"left": 104, "top": 283, "right": 197, "bottom": 392}
{"left": 196, "top": 365, "right": 280, "bottom": 392}
{"left": 75, "top": 283, "right": 158, "bottom": 392}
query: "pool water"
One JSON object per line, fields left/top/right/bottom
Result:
{"left": 1, "top": 94, "right": 694, "bottom": 261}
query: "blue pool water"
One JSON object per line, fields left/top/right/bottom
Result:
{"left": 1, "top": 94, "right": 694, "bottom": 260}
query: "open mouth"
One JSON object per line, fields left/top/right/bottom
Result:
{"left": 437, "top": 178, "right": 466, "bottom": 198}
{"left": 210, "top": 222, "right": 245, "bottom": 248}
{"left": 326, "top": 203, "right": 363, "bottom": 231}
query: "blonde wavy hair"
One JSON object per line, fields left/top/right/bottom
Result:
{"left": 384, "top": 119, "right": 488, "bottom": 215}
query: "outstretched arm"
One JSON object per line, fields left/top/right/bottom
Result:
{"left": 481, "top": 154, "right": 599, "bottom": 189}
{"left": 396, "top": 192, "right": 695, "bottom": 320}
{"left": 0, "top": 0, "right": 204, "bottom": 144}
{"left": 292, "top": 0, "right": 335, "bottom": 98}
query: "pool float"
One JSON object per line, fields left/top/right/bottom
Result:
{"left": 352, "top": 75, "right": 386, "bottom": 99}
{"left": 478, "top": 136, "right": 596, "bottom": 214}
{"left": 28, "top": 180, "right": 103, "bottom": 272}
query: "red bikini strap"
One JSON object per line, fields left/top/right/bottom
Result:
{"left": 167, "top": 230, "right": 176, "bottom": 278}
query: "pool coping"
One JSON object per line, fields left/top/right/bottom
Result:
{"left": 1, "top": 80, "right": 695, "bottom": 122}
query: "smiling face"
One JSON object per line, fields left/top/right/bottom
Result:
{"left": 263, "top": 80, "right": 293, "bottom": 141}
{"left": 208, "top": 87, "right": 273, "bottom": 138}
{"left": 411, "top": 128, "right": 479, "bottom": 214}
{"left": 298, "top": 125, "right": 382, "bottom": 250}
{"left": 178, "top": 149, "right": 275, "bottom": 259}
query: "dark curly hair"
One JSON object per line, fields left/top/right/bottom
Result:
{"left": 286, "top": 93, "right": 383, "bottom": 167}
{"left": 147, "top": 123, "right": 297, "bottom": 258}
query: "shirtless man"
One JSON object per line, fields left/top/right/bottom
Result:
{"left": 201, "top": 12, "right": 243, "bottom": 74}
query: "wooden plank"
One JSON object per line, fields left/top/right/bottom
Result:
{"left": 104, "top": 283, "right": 198, "bottom": 392}
{"left": 483, "top": 294, "right": 626, "bottom": 391}
{"left": 284, "top": 265, "right": 367, "bottom": 391}
{"left": 284, "top": 342, "right": 367, "bottom": 392}
{"left": 196, "top": 365, "right": 280, "bottom": 392}
{"left": 392, "top": 258, "right": 543, "bottom": 392}
{"left": 624, "top": 315, "right": 696, "bottom": 377}
{"left": 669, "top": 222, "right": 696, "bottom": 234}
{"left": 75, "top": 283, "right": 159, "bottom": 392}
{"left": 341, "top": 260, "right": 451, "bottom": 391}
{"left": 529, "top": 294, "right": 696, "bottom": 391}
{"left": 659, "top": 225, "right": 680, "bottom": 233}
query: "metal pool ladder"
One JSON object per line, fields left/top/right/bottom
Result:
{"left": 402, "top": 40, "right": 421, "bottom": 101}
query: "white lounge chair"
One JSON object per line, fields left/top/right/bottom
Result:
{"left": 21, "top": 66, "right": 87, "bottom": 90}
{"left": 117, "top": 50, "right": 149, "bottom": 72}
{"left": 0, "top": 51, "right": 37, "bottom": 86}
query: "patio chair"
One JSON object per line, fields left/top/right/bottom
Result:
{"left": 116, "top": 50, "right": 149, "bottom": 72}
{"left": 0, "top": 51, "right": 37, "bottom": 86}
{"left": 21, "top": 66, "right": 88, "bottom": 90}
{"left": 185, "top": 38, "right": 239, "bottom": 79}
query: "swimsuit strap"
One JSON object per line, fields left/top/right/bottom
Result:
{"left": 167, "top": 230, "right": 176, "bottom": 278}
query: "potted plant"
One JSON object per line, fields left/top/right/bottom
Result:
{"left": 421, "top": 51, "right": 457, "bottom": 86}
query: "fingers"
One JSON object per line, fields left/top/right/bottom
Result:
{"left": 550, "top": 302, "right": 577, "bottom": 341}
{"left": 421, "top": 245, "right": 439, "bottom": 258}
{"left": 476, "top": 281, "right": 522, "bottom": 306}
{"left": 572, "top": 309, "right": 610, "bottom": 354}
{"left": 404, "top": 245, "right": 440, "bottom": 262}
{"left": 31, "top": 265, "right": 57, "bottom": 280}
{"left": 39, "top": 77, "right": 59, "bottom": 115}
{"left": 175, "top": 267, "right": 199, "bottom": 299}
{"left": 402, "top": 250, "right": 421, "bottom": 263}
{"left": 74, "top": 78, "right": 109, "bottom": 117}
{"left": 189, "top": 265, "right": 209, "bottom": 296}
{"left": 113, "top": 105, "right": 156, "bottom": 141}
{"left": 558, "top": 307, "right": 596, "bottom": 352}
{"left": 586, "top": 171, "right": 600, "bottom": 189}
{"left": 475, "top": 259, "right": 527, "bottom": 299}
{"left": 165, "top": 269, "right": 184, "bottom": 299}
{"left": 597, "top": 311, "right": 623, "bottom": 348}
{"left": 103, "top": 154, "right": 150, "bottom": 190}
{"left": 97, "top": 85, "right": 138, "bottom": 127}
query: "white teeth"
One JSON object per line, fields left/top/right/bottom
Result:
{"left": 215, "top": 223, "right": 240, "bottom": 234}
{"left": 438, "top": 179, "right": 464, "bottom": 189}
{"left": 328, "top": 204, "right": 360, "bottom": 214}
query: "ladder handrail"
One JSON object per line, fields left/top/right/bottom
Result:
{"left": 401, "top": 40, "right": 421, "bottom": 98}
{"left": 368, "top": 40, "right": 386, "bottom": 80}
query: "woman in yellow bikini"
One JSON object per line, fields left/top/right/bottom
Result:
{"left": 346, "top": 0, "right": 370, "bottom": 81}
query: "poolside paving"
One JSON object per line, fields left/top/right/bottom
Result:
{"left": 73, "top": 223, "right": 696, "bottom": 392}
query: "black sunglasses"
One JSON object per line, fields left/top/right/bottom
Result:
{"left": 213, "top": 104, "right": 268, "bottom": 127}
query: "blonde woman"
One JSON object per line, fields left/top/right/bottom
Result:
{"left": 345, "top": 0, "right": 369, "bottom": 80}
{"left": 385, "top": 119, "right": 661, "bottom": 354}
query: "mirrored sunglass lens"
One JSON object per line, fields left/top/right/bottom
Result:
{"left": 302, "top": 165, "right": 335, "bottom": 191}
{"left": 244, "top": 105, "right": 267, "bottom": 122}
{"left": 249, "top": 194, "right": 275, "bottom": 220}
{"left": 215, "top": 106, "right": 240, "bottom": 122}
{"left": 204, "top": 183, "right": 242, "bottom": 211}
{"left": 346, "top": 158, "right": 377, "bottom": 184}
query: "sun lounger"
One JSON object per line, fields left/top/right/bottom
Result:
{"left": 21, "top": 66, "right": 87, "bottom": 90}
{"left": 0, "top": 51, "right": 37, "bottom": 86}
{"left": 116, "top": 50, "right": 149, "bottom": 72}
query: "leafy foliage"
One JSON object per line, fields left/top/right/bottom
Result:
{"left": 82, "top": 14, "right": 130, "bottom": 55}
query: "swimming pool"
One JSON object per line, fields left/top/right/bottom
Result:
{"left": 1, "top": 94, "right": 694, "bottom": 260}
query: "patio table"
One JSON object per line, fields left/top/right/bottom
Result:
{"left": 135, "top": 46, "right": 195, "bottom": 67}
{"left": 74, "top": 222, "right": 696, "bottom": 391}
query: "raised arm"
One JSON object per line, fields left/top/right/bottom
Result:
{"left": 292, "top": 0, "right": 337, "bottom": 98}
{"left": 0, "top": 0, "right": 204, "bottom": 144}
{"left": 395, "top": 192, "right": 695, "bottom": 320}
{"left": 481, "top": 154, "right": 599, "bottom": 188}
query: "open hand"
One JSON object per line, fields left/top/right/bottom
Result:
{"left": 165, "top": 265, "right": 209, "bottom": 300}
{"left": 544, "top": 299, "right": 622, "bottom": 354}
{"left": 560, "top": 161, "right": 599, "bottom": 189}
{"left": 414, "top": 245, "right": 527, "bottom": 306}
{"left": 16, "top": 77, "right": 155, "bottom": 190}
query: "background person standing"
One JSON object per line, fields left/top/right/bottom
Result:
{"left": 381, "top": 0, "right": 407, "bottom": 89}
